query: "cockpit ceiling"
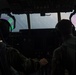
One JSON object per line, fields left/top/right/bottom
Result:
{"left": 0, "top": 0, "right": 76, "bottom": 14}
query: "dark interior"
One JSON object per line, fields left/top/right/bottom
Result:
{"left": 0, "top": 0, "right": 76, "bottom": 75}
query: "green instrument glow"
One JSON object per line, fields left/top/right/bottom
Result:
{"left": 8, "top": 18, "right": 14, "bottom": 30}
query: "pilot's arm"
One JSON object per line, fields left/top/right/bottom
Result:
{"left": 6, "top": 47, "right": 48, "bottom": 74}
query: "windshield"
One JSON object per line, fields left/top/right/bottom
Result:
{"left": 1, "top": 12, "right": 73, "bottom": 32}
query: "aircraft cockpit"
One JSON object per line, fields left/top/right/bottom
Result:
{"left": 0, "top": 0, "right": 76, "bottom": 75}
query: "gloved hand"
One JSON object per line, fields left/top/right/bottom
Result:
{"left": 39, "top": 58, "right": 48, "bottom": 66}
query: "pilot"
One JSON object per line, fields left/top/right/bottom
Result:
{"left": 51, "top": 19, "right": 75, "bottom": 75}
{"left": 0, "top": 19, "right": 48, "bottom": 75}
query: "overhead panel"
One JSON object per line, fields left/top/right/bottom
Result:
{"left": 1, "top": 0, "right": 76, "bottom": 13}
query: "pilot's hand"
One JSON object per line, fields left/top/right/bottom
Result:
{"left": 39, "top": 58, "right": 48, "bottom": 66}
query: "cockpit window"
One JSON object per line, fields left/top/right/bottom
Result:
{"left": 1, "top": 14, "right": 28, "bottom": 32}
{"left": 30, "top": 13, "right": 58, "bottom": 29}
{"left": 61, "top": 12, "right": 72, "bottom": 20}
{"left": 1, "top": 12, "right": 74, "bottom": 32}
{"left": 1, "top": 13, "right": 58, "bottom": 32}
